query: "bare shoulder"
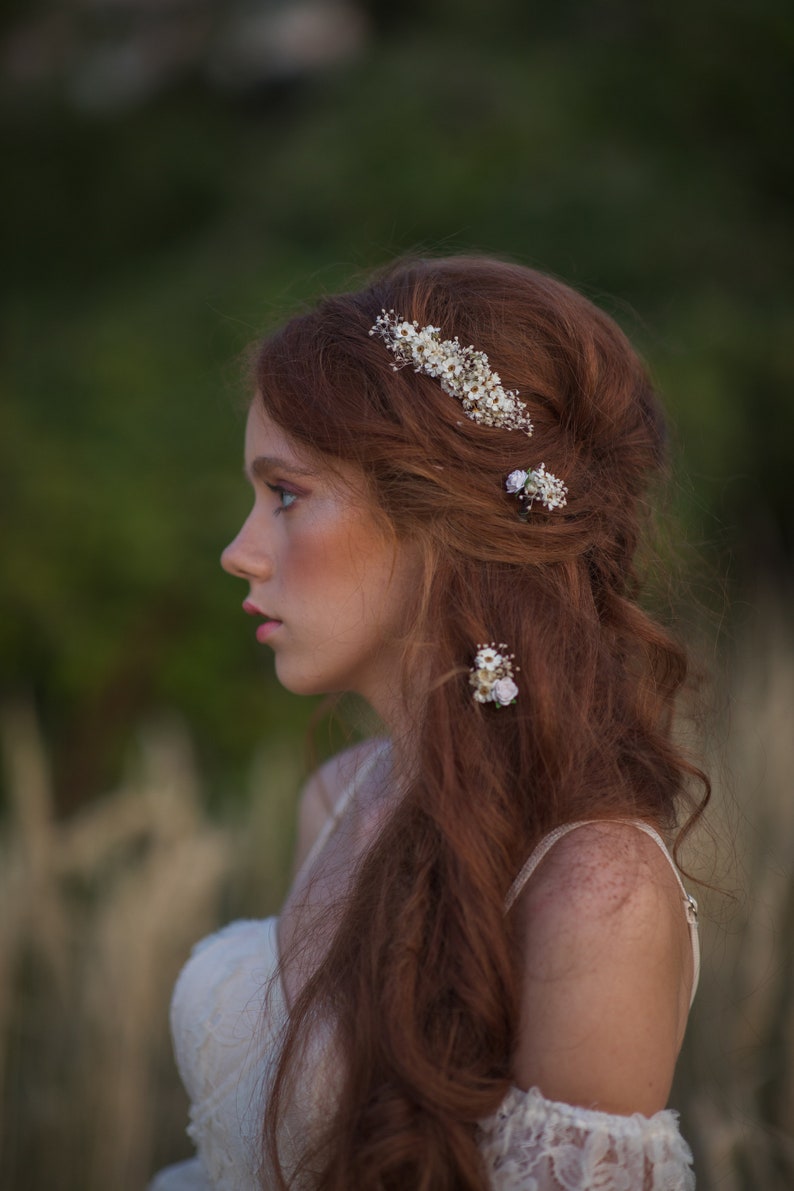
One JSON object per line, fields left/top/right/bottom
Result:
{"left": 517, "top": 820, "right": 689, "bottom": 939}
{"left": 511, "top": 820, "right": 695, "bottom": 1115}
{"left": 292, "top": 738, "right": 388, "bottom": 874}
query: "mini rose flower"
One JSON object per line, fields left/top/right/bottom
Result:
{"left": 493, "top": 677, "right": 519, "bottom": 706}
{"left": 505, "top": 469, "right": 528, "bottom": 494}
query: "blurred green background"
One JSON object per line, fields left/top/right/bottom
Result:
{"left": 1, "top": 1, "right": 793, "bottom": 1187}
{"left": 2, "top": 0, "right": 791, "bottom": 815}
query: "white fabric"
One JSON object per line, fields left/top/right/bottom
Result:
{"left": 149, "top": 1157, "right": 211, "bottom": 1191}
{"left": 170, "top": 918, "right": 280, "bottom": 1189}
{"left": 151, "top": 818, "right": 698, "bottom": 1191}
{"left": 478, "top": 1087, "right": 694, "bottom": 1190}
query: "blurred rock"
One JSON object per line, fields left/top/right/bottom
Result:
{"left": 1, "top": 0, "right": 370, "bottom": 114}
{"left": 207, "top": 1, "right": 370, "bottom": 91}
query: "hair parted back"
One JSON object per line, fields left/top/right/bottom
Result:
{"left": 253, "top": 256, "right": 709, "bottom": 1190}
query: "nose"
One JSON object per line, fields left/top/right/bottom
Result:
{"left": 221, "top": 513, "right": 273, "bottom": 582}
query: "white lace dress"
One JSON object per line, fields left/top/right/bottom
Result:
{"left": 150, "top": 822, "right": 698, "bottom": 1191}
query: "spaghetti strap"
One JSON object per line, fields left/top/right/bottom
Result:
{"left": 297, "top": 741, "right": 389, "bottom": 879}
{"left": 505, "top": 819, "right": 700, "bottom": 1006}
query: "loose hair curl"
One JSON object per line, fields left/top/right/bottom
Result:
{"left": 254, "top": 257, "right": 708, "bottom": 1189}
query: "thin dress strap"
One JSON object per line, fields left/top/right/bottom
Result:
{"left": 505, "top": 819, "right": 700, "bottom": 1006}
{"left": 277, "top": 744, "right": 389, "bottom": 1011}
{"left": 297, "top": 741, "right": 388, "bottom": 878}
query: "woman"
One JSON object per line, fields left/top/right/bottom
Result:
{"left": 152, "top": 256, "right": 705, "bottom": 1190}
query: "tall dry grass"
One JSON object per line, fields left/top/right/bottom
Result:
{"left": 674, "top": 602, "right": 794, "bottom": 1189}
{"left": 1, "top": 611, "right": 793, "bottom": 1190}
{"left": 0, "top": 708, "right": 298, "bottom": 1191}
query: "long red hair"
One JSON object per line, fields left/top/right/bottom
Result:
{"left": 253, "top": 257, "right": 708, "bottom": 1189}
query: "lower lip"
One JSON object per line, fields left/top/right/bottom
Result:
{"left": 255, "top": 620, "right": 283, "bottom": 644}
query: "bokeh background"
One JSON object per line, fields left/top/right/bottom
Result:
{"left": 1, "top": 1, "right": 792, "bottom": 1188}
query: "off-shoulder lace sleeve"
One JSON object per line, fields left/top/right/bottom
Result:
{"left": 478, "top": 1086, "right": 695, "bottom": 1191}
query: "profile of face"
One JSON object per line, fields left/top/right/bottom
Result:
{"left": 221, "top": 403, "right": 420, "bottom": 717}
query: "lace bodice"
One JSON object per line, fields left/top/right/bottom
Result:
{"left": 151, "top": 819, "right": 698, "bottom": 1191}
{"left": 166, "top": 918, "right": 281, "bottom": 1189}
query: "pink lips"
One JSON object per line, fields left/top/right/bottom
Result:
{"left": 242, "top": 600, "right": 283, "bottom": 644}
{"left": 255, "top": 620, "right": 282, "bottom": 644}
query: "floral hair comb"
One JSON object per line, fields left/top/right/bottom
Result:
{"left": 369, "top": 310, "right": 534, "bottom": 435}
{"left": 469, "top": 643, "right": 519, "bottom": 707}
{"left": 505, "top": 465, "right": 568, "bottom": 516}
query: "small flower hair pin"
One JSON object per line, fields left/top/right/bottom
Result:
{"left": 369, "top": 310, "right": 534, "bottom": 435}
{"left": 505, "top": 464, "right": 567, "bottom": 518}
{"left": 469, "top": 643, "right": 519, "bottom": 708}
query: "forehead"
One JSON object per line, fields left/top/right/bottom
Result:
{"left": 244, "top": 402, "right": 311, "bottom": 466}
{"left": 243, "top": 401, "right": 375, "bottom": 508}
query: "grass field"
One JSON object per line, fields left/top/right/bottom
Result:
{"left": 1, "top": 610, "right": 793, "bottom": 1190}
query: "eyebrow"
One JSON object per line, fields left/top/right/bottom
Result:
{"left": 247, "top": 455, "right": 317, "bottom": 481}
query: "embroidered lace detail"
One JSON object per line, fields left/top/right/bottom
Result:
{"left": 478, "top": 1086, "right": 695, "bottom": 1191}
{"left": 169, "top": 919, "right": 281, "bottom": 1190}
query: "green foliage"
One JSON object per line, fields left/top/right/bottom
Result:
{"left": 1, "top": 0, "right": 791, "bottom": 808}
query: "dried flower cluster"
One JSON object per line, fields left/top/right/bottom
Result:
{"left": 505, "top": 465, "right": 568, "bottom": 515}
{"left": 469, "top": 643, "right": 519, "bottom": 707}
{"left": 369, "top": 310, "right": 534, "bottom": 435}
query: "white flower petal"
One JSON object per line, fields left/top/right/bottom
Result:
{"left": 493, "top": 677, "right": 518, "bottom": 705}
{"left": 505, "top": 470, "right": 528, "bottom": 494}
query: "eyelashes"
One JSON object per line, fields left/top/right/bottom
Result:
{"left": 266, "top": 483, "right": 298, "bottom": 513}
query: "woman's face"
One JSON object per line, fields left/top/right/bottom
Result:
{"left": 221, "top": 402, "right": 420, "bottom": 717}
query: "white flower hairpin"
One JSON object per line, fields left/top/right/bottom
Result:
{"left": 469, "top": 643, "right": 519, "bottom": 707}
{"left": 505, "top": 465, "right": 568, "bottom": 517}
{"left": 369, "top": 310, "right": 569, "bottom": 514}
{"left": 369, "top": 310, "right": 534, "bottom": 435}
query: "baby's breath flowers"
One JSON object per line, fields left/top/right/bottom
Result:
{"left": 369, "top": 310, "right": 534, "bottom": 435}
{"left": 505, "top": 465, "right": 568, "bottom": 517}
{"left": 368, "top": 310, "right": 569, "bottom": 516}
{"left": 469, "top": 644, "right": 519, "bottom": 707}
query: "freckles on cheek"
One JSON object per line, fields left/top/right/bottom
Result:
{"left": 294, "top": 521, "right": 355, "bottom": 589}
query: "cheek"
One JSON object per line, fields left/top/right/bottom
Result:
{"left": 286, "top": 497, "right": 412, "bottom": 634}
{"left": 286, "top": 520, "right": 363, "bottom": 603}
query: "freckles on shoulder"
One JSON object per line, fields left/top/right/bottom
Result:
{"left": 510, "top": 822, "right": 695, "bottom": 1115}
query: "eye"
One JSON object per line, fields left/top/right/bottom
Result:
{"left": 266, "top": 483, "right": 298, "bottom": 514}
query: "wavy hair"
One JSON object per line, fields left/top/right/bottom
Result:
{"left": 252, "top": 257, "right": 709, "bottom": 1189}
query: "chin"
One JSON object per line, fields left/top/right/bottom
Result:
{"left": 273, "top": 659, "right": 345, "bottom": 700}
{"left": 273, "top": 672, "right": 320, "bottom": 698}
